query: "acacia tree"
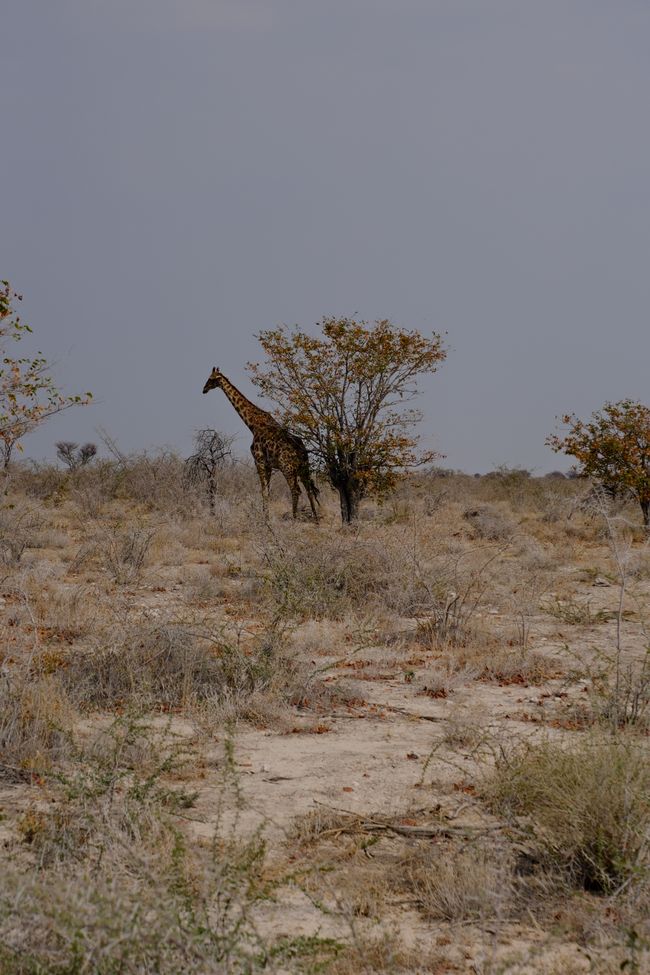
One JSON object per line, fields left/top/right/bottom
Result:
{"left": 56, "top": 441, "right": 97, "bottom": 471}
{"left": 248, "top": 317, "right": 446, "bottom": 522}
{"left": 547, "top": 399, "right": 650, "bottom": 528}
{"left": 1, "top": 281, "right": 92, "bottom": 467}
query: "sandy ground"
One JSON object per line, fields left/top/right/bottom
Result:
{"left": 1, "top": 478, "right": 649, "bottom": 972}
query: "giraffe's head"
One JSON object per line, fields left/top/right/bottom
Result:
{"left": 202, "top": 367, "right": 223, "bottom": 394}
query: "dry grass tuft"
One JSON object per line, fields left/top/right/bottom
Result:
{"left": 484, "top": 732, "right": 650, "bottom": 895}
{"left": 262, "top": 529, "right": 400, "bottom": 619}
{"left": 0, "top": 719, "right": 292, "bottom": 974}
{"left": 0, "top": 674, "right": 74, "bottom": 779}
{"left": 398, "top": 841, "right": 514, "bottom": 921}
{"left": 60, "top": 618, "right": 283, "bottom": 715}
{"left": 0, "top": 499, "right": 44, "bottom": 565}
{"left": 463, "top": 503, "right": 516, "bottom": 541}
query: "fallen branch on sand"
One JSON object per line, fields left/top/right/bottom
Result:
{"left": 311, "top": 800, "right": 503, "bottom": 840}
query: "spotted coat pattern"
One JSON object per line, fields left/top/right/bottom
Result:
{"left": 202, "top": 368, "right": 319, "bottom": 520}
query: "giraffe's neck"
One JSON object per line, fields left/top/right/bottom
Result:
{"left": 218, "top": 374, "right": 274, "bottom": 432}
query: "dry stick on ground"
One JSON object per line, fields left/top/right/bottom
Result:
{"left": 318, "top": 705, "right": 445, "bottom": 721}
{"left": 311, "top": 800, "right": 504, "bottom": 840}
{"left": 382, "top": 704, "right": 443, "bottom": 722}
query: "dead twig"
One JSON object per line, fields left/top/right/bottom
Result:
{"left": 311, "top": 800, "right": 503, "bottom": 840}
{"left": 383, "top": 704, "right": 443, "bottom": 722}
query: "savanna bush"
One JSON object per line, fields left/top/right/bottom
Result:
{"left": 0, "top": 674, "right": 74, "bottom": 778}
{"left": 0, "top": 498, "right": 44, "bottom": 564}
{"left": 484, "top": 733, "right": 650, "bottom": 894}
{"left": 463, "top": 503, "right": 516, "bottom": 541}
{"left": 61, "top": 619, "right": 268, "bottom": 711}
{"left": 0, "top": 720, "right": 280, "bottom": 975}
{"left": 58, "top": 614, "right": 324, "bottom": 728}
{"left": 262, "top": 529, "right": 399, "bottom": 619}
{"left": 398, "top": 842, "right": 514, "bottom": 921}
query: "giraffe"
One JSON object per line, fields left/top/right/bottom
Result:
{"left": 202, "top": 367, "right": 320, "bottom": 521}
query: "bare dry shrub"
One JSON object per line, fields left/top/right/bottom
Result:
{"left": 441, "top": 710, "right": 487, "bottom": 749}
{"left": 327, "top": 933, "right": 445, "bottom": 975}
{"left": 463, "top": 503, "right": 516, "bottom": 541}
{"left": 19, "top": 452, "right": 207, "bottom": 518}
{"left": 288, "top": 618, "right": 357, "bottom": 658}
{"left": 476, "top": 467, "right": 535, "bottom": 507}
{"left": 538, "top": 486, "right": 593, "bottom": 531}
{"left": 179, "top": 565, "right": 228, "bottom": 604}
{"left": 629, "top": 545, "right": 650, "bottom": 580}
{"left": 37, "top": 583, "right": 100, "bottom": 642}
{"left": 0, "top": 673, "right": 74, "bottom": 779}
{"left": 0, "top": 499, "right": 44, "bottom": 565}
{"left": 332, "top": 863, "right": 391, "bottom": 920}
{"left": 21, "top": 447, "right": 224, "bottom": 511}
{"left": 475, "top": 646, "right": 561, "bottom": 685}
{"left": 97, "top": 523, "right": 156, "bottom": 584}
{"left": 288, "top": 806, "right": 352, "bottom": 847}
{"left": 416, "top": 660, "right": 468, "bottom": 699}
{"left": 544, "top": 594, "right": 609, "bottom": 625}
{"left": 604, "top": 654, "right": 650, "bottom": 732}
{"left": 416, "top": 622, "right": 560, "bottom": 686}
{"left": 114, "top": 450, "right": 202, "bottom": 516}
{"left": 61, "top": 517, "right": 157, "bottom": 582}
{"left": 484, "top": 733, "right": 650, "bottom": 894}
{"left": 31, "top": 527, "right": 70, "bottom": 550}
{"left": 413, "top": 592, "right": 486, "bottom": 649}
{"left": 398, "top": 841, "right": 514, "bottom": 921}
{"left": 61, "top": 619, "right": 253, "bottom": 711}
{"left": 262, "top": 529, "right": 399, "bottom": 619}
{"left": 9, "top": 461, "right": 67, "bottom": 501}
{"left": 21, "top": 718, "right": 195, "bottom": 869}
{"left": 66, "top": 459, "right": 117, "bottom": 517}
{"left": 570, "top": 645, "right": 650, "bottom": 733}
{"left": 407, "top": 543, "right": 507, "bottom": 647}
{"left": 0, "top": 722, "right": 291, "bottom": 974}
{"left": 58, "top": 616, "right": 333, "bottom": 727}
{"left": 263, "top": 525, "right": 501, "bottom": 641}
{"left": 0, "top": 569, "right": 112, "bottom": 652}
{"left": 0, "top": 868, "right": 202, "bottom": 975}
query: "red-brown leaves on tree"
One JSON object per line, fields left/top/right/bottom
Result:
{"left": 247, "top": 317, "right": 446, "bottom": 522}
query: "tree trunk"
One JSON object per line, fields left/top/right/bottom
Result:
{"left": 1, "top": 441, "right": 13, "bottom": 470}
{"left": 208, "top": 475, "right": 217, "bottom": 515}
{"left": 641, "top": 498, "right": 650, "bottom": 530}
{"left": 337, "top": 482, "right": 362, "bottom": 523}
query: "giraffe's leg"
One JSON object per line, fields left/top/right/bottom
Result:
{"left": 279, "top": 459, "right": 301, "bottom": 518}
{"left": 276, "top": 448, "right": 300, "bottom": 520}
{"left": 306, "top": 483, "right": 319, "bottom": 522}
{"left": 250, "top": 442, "right": 271, "bottom": 514}
{"left": 289, "top": 475, "right": 300, "bottom": 519}
{"left": 299, "top": 475, "right": 318, "bottom": 521}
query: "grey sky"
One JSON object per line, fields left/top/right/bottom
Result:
{"left": 2, "top": 0, "right": 649, "bottom": 472}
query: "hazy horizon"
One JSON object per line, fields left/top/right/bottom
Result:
{"left": 3, "top": 1, "right": 649, "bottom": 473}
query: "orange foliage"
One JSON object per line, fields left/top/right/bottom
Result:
{"left": 547, "top": 399, "right": 650, "bottom": 527}
{"left": 248, "top": 317, "right": 446, "bottom": 521}
{"left": 0, "top": 281, "right": 92, "bottom": 466}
